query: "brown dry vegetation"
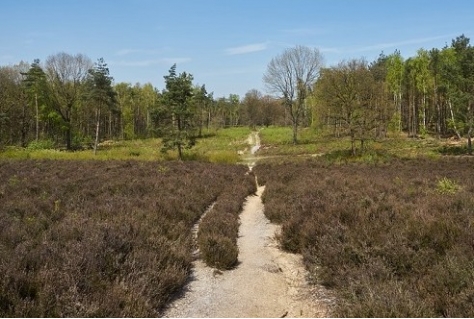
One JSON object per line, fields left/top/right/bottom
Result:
{"left": 0, "top": 159, "right": 250, "bottom": 317}
{"left": 254, "top": 158, "right": 474, "bottom": 317}
{"left": 197, "top": 172, "right": 257, "bottom": 269}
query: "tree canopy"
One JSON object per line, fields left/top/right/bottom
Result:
{"left": 264, "top": 45, "right": 324, "bottom": 143}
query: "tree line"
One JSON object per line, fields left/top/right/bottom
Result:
{"left": 0, "top": 53, "right": 285, "bottom": 154}
{"left": 1, "top": 34, "right": 473, "bottom": 155}
{"left": 264, "top": 34, "right": 474, "bottom": 154}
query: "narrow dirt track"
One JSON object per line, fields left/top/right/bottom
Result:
{"left": 161, "top": 132, "right": 331, "bottom": 318}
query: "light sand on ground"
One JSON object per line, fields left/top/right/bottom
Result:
{"left": 161, "top": 185, "right": 331, "bottom": 318}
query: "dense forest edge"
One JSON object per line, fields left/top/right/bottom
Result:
{"left": 1, "top": 34, "right": 474, "bottom": 158}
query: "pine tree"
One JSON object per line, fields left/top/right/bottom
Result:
{"left": 86, "top": 58, "right": 117, "bottom": 154}
{"left": 155, "top": 64, "right": 196, "bottom": 160}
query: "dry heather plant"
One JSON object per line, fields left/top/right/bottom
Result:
{"left": 0, "top": 159, "right": 250, "bottom": 317}
{"left": 197, "top": 170, "right": 257, "bottom": 269}
{"left": 254, "top": 157, "right": 474, "bottom": 317}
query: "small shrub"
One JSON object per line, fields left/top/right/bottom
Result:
{"left": 128, "top": 150, "right": 140, "bottom": 157}
{"left": 198, "top": 235, "right": 239, "bottom": 270}
{"left": 26, "top": 139, "right": 55, "bottom": 150}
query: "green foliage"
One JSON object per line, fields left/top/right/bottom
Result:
{"left": 86, "top": 58, "right": 117, "bottom": 110}
{"left": 155, "top": 64, "right": 197, "bottom": 160}
{"left": 26, "top": 139, "right": 55, "bottom": 150}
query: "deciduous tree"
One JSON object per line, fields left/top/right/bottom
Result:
{"left": 264, "top": 45, "right": 323, "bottom": 143}
{"left": 315, "top": 59, "right": 390, "bottom": 154}
{"left": 45, "top": 52, "right": 92, "bottom": 149}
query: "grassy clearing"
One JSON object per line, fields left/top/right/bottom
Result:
{"left": 254, "top": 157, "right": 474, "bottom": 317}
{"left": 0, "top": 139, "right": 164, "bottom": 161}
{"left": 0, "top": 127, "right": 252, "bottom": 164}
{"left": 259, "top": 126, "right": 447, "bottom": 161}
{"left": 0, "top": 159, "right": 250, "bottom": 317}
{"left": 192, "top": 127, "right": 252, "bottom": 164}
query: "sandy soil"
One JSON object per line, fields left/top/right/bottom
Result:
{"left": 160, "top": 132, "right": 332, "bottom": 317}
{"left": 162, "top": 188, "right": 331, "bottom": 318}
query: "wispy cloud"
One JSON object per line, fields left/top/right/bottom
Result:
{"left": 282, "top": 27, "right": 326, "bottom": 36}
{"left": 319, "top": 47, "right": 342, "bottom": 54}
{"left": 115, "top": 48, "right": 169, "bottom": 56}
{"left": 160, "top": 57, "right": 191, "bottom": 65}
{"left": 225, "top": 42, "right": 268, "bottom": 55}
{"left": 350, "top": 35, "right": 454, "bottom": 53}
{"left": 110, "top": 57, "right": 191, "bottom": 67}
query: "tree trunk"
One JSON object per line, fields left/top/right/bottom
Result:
{"left": 93, "top": 108, "right": 101, "bottom": 155}
{"left": 35, "top": 93, "right": 39, "bottom": 141}
{"left": 292, "top": 122, "right": 298, "bottom": 144}
{"left": 468, "top": 130, "right": 472, "bottom": 155}
{"left": 66, "top": 123, "right": 72, "bottom": 150}
{"left": 448, "top": 99, "right": 461, "bottom": 139}
{"left": 21, "top": 102, "right": 28, "bottom": 148}
{"left": 468, "top": 102, "right": 473, "bottom": 155}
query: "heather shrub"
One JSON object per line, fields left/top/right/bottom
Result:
{"left": 198, "top": 234, "right": 239, "bottom": 269}
{"left": 0, "top": 159, "right": 249, "bottom": 316}
{"left": 197, "top": 169, "right": 257, "bottom": 269}
{"left": 254, "top": 157, "right": 474, "bottom": 317}
{"left": 26, "top": 139, "right": 55, "bottom": 150}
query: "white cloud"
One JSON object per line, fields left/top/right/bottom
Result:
{"left": 115, "top": 48, "right": 168, "bottom": 56}
{"left": 160, "top": 57, "right": 191, "bottom": 65}
{"left": 350, "top": 34, "right": 454, "bottom": 53}
{"left": 110, "top": 57, "right": 191, "bottom": 67}
{"left": 319, "top": 47, "right": 342, "bottom": 54}
{"left": 225, "top": 42, "right": 268, "bottom": 55}
{"left": 282, "top": 27, "right": 326, "bottom": 36}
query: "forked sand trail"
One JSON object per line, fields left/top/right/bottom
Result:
{"left": 161, "top": 131, "right": 331, "bottom": 317}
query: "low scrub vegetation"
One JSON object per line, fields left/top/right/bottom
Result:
{"left": 198, "top": 171, "right": 256, "bottom": 269}
{"left": 0, "top": 159, "right": 249, "bottom": 317}
{"left": 254, "top": 158, "right": 474, "bottom": 317}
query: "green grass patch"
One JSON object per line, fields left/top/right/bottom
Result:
{"left": 0, "top": 128, "right": 252, "bottom": 163}
{"left": 259, "top": 126, "right": 445, "bottom": 161}
{"left": 437, "top": 177, "right": 461, "bottom": 195}
{"left": 194, "top": 127, "right": 251, "bottom": 152}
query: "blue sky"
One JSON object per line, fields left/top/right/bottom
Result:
{"left": 1, "top": 0, "right": 472, "bottom": 98}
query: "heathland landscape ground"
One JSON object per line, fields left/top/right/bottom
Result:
{"left": 1, "top": 127, "right": 474, "bottom": 317}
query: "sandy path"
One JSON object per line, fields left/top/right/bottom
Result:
{"left": 161, "top": 131, "right": 331, "bottom": 317}
{"left": 161, "top": 184, "right": 330, "bottom": 318}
